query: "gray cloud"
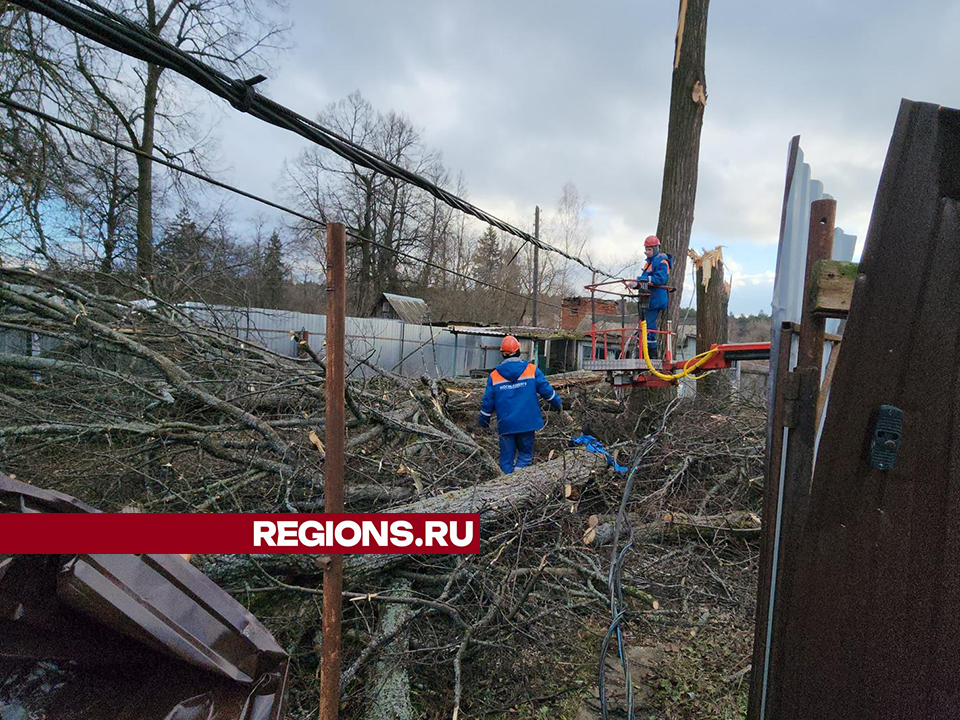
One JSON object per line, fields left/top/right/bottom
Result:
{"left": 211, "top": 0, "right": 960, "bottom": 312}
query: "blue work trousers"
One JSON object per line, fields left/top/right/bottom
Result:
{"left": 498, "top": 431, "right": 535, "bottom": 474}
{"left": 644, "top": 308, "right": 661, "bottom": 356}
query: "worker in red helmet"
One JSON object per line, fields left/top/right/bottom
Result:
{"left": 478, "top": 335, "right": 562, "bottom": 474}
{"left": 636, "top": 235, "right": 673, "bottom": 356}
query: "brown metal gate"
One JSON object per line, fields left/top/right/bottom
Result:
{"left": 754, "top": 99, "right": 960, "bottom": 719}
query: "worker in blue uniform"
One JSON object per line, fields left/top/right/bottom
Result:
{"left": 635, "top": 235, "right": 673, "bottom": 356}
{"left": 478, "top": 335, "right": 563, "bottom": 474}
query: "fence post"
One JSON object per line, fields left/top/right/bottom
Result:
{"left": 319, "top": 222, "right": 346, "bottom": 720}
{"left": 762, "top": 199, "right": 835, "bottom": 718}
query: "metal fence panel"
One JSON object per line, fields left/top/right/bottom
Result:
{"left": 1, "top": 300, "right": 541, "bottom": 380}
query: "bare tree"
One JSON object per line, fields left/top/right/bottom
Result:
{"left": 0, "top": 5, "right": 92, "bottom": 263}
{"left": 74, "top": 0, "right": 288, "bottom": 279}
{"left": 523, "top": 182, "right": 592, "bottom": 325}
{"left": 67, "top": 118, "right": 138, "bottom": 273}
{"left": 281, "top": 91, "right": 452, "bottom": 314}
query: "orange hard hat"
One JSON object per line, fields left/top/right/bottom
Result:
{"left": 644, "top": 235, "right": 661, "bottom": 248}
{"left": 500, "top": 335, "right": 521, "bottom": 354}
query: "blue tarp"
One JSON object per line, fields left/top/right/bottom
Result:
{"left": 570, "top": 434, "right": 627, "bottom": 473}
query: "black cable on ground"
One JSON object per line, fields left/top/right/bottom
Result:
{"left": 599, "top": 397, "right": 682, "bottom": 720}
{"left": 11, "top": 0, "right": 614, "bottom": 280}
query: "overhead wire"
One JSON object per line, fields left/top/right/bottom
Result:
{"left": 11, "top": 0, "right": 613, "bottom": 280}
{"left": 0, "top": 94, "right": 563, "bottom": 311}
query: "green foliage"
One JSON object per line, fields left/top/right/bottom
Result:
{"left": 728, "top": 311, "right": 771, "bottom": 343}
{"left": 472, "top": 226, "right": 502, "bottom": 280}
{"left": 258, "top": 230, "right": 287, "bottom": 309}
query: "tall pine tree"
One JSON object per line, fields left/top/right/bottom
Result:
{"left": 472, "top": 227, "right": 502, "bottom": 282}
{"left": 259, "top": 231, "right": 287, "bottom": 309}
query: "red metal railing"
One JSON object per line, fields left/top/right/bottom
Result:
{"left": 586, "top": 322, "right": 672, "bottom": 363}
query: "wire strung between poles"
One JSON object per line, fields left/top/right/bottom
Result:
{"left": 11, "top": 0, "right": 614, "bottom": 281}
{"left": 0, "top": 94, "right": 564, "bottom": 311}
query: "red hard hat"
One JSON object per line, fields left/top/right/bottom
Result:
{"left": 500, "top": 335, "right": 521, "bottom": 354}
{"left": 644, "top": 235, "right": 661, "bottom": 248}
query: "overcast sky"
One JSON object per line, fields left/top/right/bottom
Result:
{"left": 210, "top": 0, "right": 960, "bottom": 314}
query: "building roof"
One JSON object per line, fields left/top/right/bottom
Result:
{"left": 379, "top": 293, "right": 431, "bottom": 325}
{"left": 573, "top": 315, "right": 628, "bottom": 334}
{"left": 447, "top": 325, "right": 586, "bottom": 341}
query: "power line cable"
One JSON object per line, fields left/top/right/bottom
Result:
{"left": 598, "top": 397, "right": 682, "bottom": 720}
{"left": 0, "top": 94, "right": 563, "bottom": 310}
{"left": 12, "top": 0, "right": 614, "bottom": 280}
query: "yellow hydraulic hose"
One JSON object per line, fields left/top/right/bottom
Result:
{"left": 640, "top": 321, "right": 720, "bottom": 381}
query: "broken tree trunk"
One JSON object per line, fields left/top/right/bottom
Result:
{"left": 201, "top": 450, "right": 607, "bottom": 586}
{"left": 690, "top": 246, "right": 731, "bottom": 397}
{"left": 584, "top": 509, "right": 761, "bottom": 547}
{"left": 657, "top": 0, "right": 711, "bottom": 337}
{"left": 632, "top": 0, "right": 710, "bottom": 412}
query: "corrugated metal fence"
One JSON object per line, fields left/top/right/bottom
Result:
{"left": 0, "top": 301, "right": 509, "bottom": 379}
{"left": 179, "top": 303, "right": 507, "bottom": 378}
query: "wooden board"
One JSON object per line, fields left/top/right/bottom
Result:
{"left": 809, "top": 259, "right": 860, "bottom": 318}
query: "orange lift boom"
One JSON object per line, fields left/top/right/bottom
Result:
{"left": 581, "top": 278, "right": 771, "bottom": 388}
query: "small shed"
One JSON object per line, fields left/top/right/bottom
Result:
{"left": 371, "top": 292, "right": 431, "bottom": 325}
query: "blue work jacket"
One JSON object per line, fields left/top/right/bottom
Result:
{"left": 479, "top": 357, "right": 559, "bottom": 435}
{"left": 639, "top": 252, "right": 673, "bottom": 310}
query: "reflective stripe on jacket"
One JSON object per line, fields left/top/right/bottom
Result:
{"left": 479, "top": 357, "right": 558, "bottom": 435}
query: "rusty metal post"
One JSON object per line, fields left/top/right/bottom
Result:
{"left": 320, "top": 222, "right": 346, "bottom": 720}
{"left": 762, "top": 199, "right": 835, "bottom": 719}
{"left": 298, "top": 328, "right": 310, "bottom": 359}
{"left": 747, "top": 320, "right": 797, "bottom": 720}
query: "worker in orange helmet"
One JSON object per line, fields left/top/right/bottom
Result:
{"left": 635, "top": 235, "right": 673, "bottom": 356}
{"left": 478, "top": 335, "right": 562, "bottom": 474}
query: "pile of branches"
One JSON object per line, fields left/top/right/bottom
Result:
{"left": 0, "top": 266, "right": 768, "bottom": 719}
{"left": 0, "top": 266, "right": 517, "bottom": 513}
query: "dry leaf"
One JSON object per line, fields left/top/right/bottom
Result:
{"left": 308, "top": 431, "right": 325, "bottom": 457}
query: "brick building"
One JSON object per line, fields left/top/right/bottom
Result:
{"left": 560, "top": 296, "right": 621, "bottom": 332}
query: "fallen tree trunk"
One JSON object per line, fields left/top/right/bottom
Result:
{"left": 201, "top": 450, "right": 606, "bottom": 586}
{"left": 365, "top": 577, "right": 415, "bottom": 720}
{"left": 584, "top": 509, "right": 761, "bottom": 546}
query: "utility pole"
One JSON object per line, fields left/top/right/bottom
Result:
{"left": 591, "top": 271, "right": 597, "bottom": 325}
{"left": 532, "top": 205, "right": 540, "bottom": 326}
{"left": 319, "top": 222, "right": 346, "bottom": 720}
